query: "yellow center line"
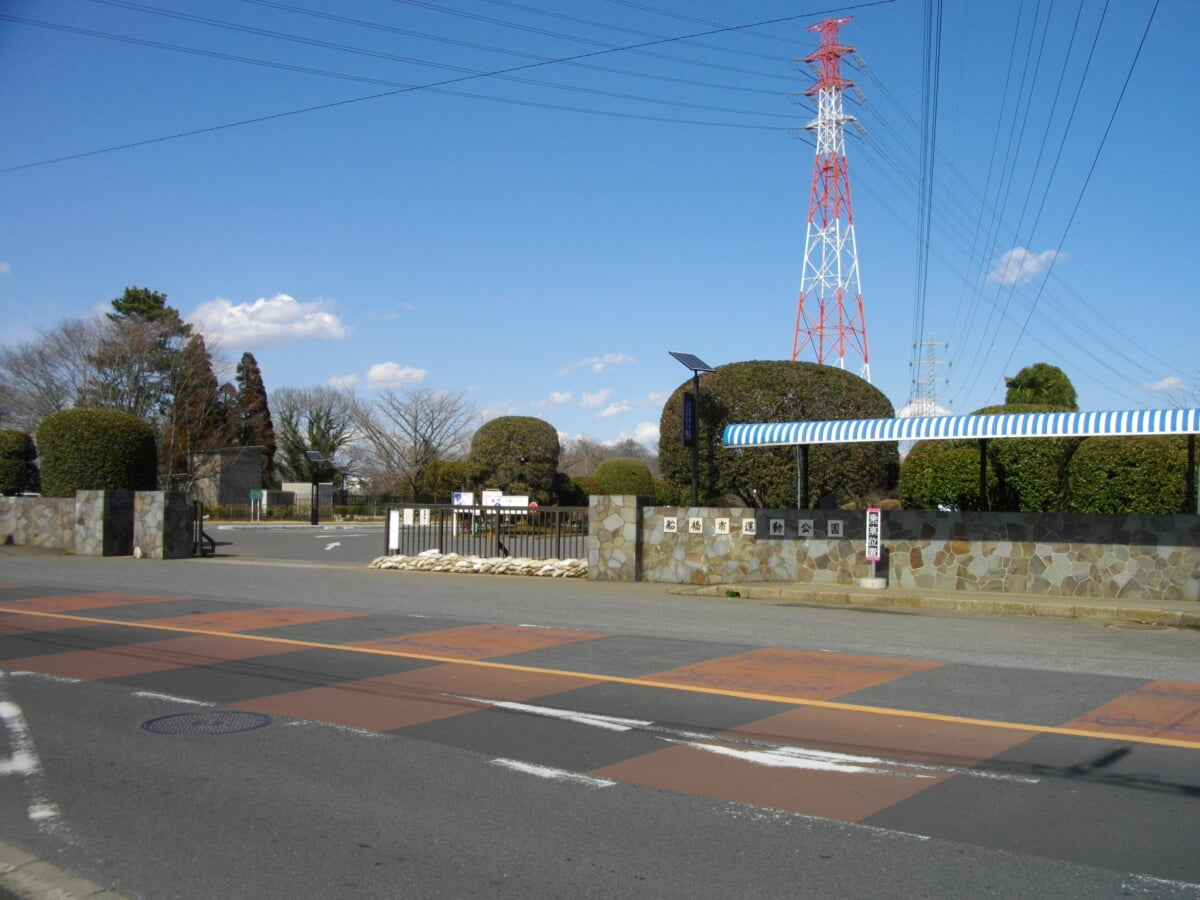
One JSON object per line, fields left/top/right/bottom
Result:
{"left": 3, "top": 604, "right": 1199, "bottom": 751}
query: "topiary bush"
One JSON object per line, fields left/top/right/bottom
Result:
{"left": 658, "top": 360, "right": 898, "bottom": 507}
{"left": 0, "top": 430, "right": 39, "bottom": 495}
{"left": 1067, "top": 436, "right": 1188, "bottom": 514}
{"left": 36, "top": 408, "right": 158, "bottom": 497}
{"left": 898, "top": 440, "right": 997, "bottom": 510}
{"left": 973, "top": 404, "right": 1080, "bottom": 512}
{"left": 594, "top": 456, "right": 655, "bottom": 497}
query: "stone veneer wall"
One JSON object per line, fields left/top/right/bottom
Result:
{"left": 75, "top": 490, "right": 134, "bottom": 556}
{"left": 3, "top": 492, "right": 193, "bottom": 558}
{"left": 0, "top": 497, "right": 75, "bottom": 548}
{"left": 586, "top": 495, "right": 646, "bottom": 582}
{"left": 589, "top": 502, "right": 1200, "bottom": 602}
{"left": 134, "top": 491, "right": 195, "bottom": 559}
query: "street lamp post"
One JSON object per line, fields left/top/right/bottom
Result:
{"left": 669, "top": 351, "right": 715, "bottom": 507}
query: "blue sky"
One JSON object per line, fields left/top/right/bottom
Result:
{"left": 2, "top": 0, "right": 1197, "bottom": 450}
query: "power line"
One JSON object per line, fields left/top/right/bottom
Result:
{"left": 4, "top": 5, "right": 893, "bottom": 174}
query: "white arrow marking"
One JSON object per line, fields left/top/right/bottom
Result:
{"left": 324, "top": 541, "right": 341, "bottom": 551}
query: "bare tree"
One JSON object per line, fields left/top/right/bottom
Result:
{"left": 559, "top": 435, "right": 659, "bottom": 478}
{"left": 353, "top": 386, "right": 476, "bottom": 501}
{"left": 273, "top": 385, "right": 361, "bottom": 484}
{"left": 0, "top": 318, "right": 103, "bottom": 432}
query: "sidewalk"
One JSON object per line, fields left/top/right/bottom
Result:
{"left": 680, "top": 580, "right": 1200, "bottom": 629}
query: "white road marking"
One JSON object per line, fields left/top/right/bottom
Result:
{"left": 132, "top": 691, "right": 213, "bottom": 706}
{"left": 324, "top": 542, "right": 342, "bottom": 551}
{"left": 456, "top": 694, "right": 1039, "bottom": 785}
{"left": 452, "top": 696, "right": 651, "bottom": 732}
{"left": 0, "top": 678, "right": 68, "bottom": 834}
{"left": 490, "top": 758, "right": 615, "bottom": 788}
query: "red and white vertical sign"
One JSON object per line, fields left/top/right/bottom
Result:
{"left": 865, "top": 508, "right": 882, "bottom": 562}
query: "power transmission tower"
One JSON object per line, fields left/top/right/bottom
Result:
{"left": 792, "top": 16, "right": 871, "bottom": 382}
{"left": 908, "top": 334, "right": 951, "bottom": 415}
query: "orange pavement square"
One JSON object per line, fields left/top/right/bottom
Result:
{"left": 235, "top": 663, "right": 599, "bottom": 732}
{"left": 136, "top": 606, "right": 368, "bottom": 633}
{"left": 1, "top": 634, "right": 301, "bottom": 681}
{"left": 348, "top": 623, "right": 604, "bottom": 660}
{"left": 645, "top": 648, "right": 942, "bottom": 700}
{"left": 1, "top": 613, "right": 100, "bottom": 636}
{"left": 0, "top": 592, "right": 182, "bottom": 613}
{"left": 593, "top": 705, "right": 1030, "bottom": 822}
{"left": 1061, "top": 680, "right": 1200, "bottom": 741}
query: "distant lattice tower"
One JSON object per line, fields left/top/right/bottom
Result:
{"left": 792, "top": 16, "right": 870, "bottom": 382}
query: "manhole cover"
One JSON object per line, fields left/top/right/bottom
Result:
{"left": 1105, "top": 621, "right": 1174, "bottom": 631}
{"left": 141, "top": 711, "right": 272, "bottom": 735}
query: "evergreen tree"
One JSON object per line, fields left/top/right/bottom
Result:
{"left": 160, "top": 334, "right": 224, "bottom": 483}
{"left": 232, "top": 352, "right": 276, "bottom": 488}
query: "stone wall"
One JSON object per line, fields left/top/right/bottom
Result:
{"left": 586, "top": 495, "right": 645, "bottom": 582}
{"left": 3, "top": 492, "right": 194, "bottom": 558}
{"left": 0, "top": 497, "right": 74, "bottom": 548}
{"left": 589, "top": 502, "right": 1200, "bottom": 602}
{"left": 134, "top": 491, "right": 195, "bottom": 559}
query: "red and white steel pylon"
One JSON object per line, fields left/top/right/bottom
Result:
{"left": 792, "top": 16, "right": 870, "bottom": 382}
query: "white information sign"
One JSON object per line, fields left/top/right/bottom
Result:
{"left": 865, "top": 508, "right": 883, "bottom": 562}
{"left": 481, "top": 489, "right": 503, "bottom": 507}
{"left": 827, "top": 520, "right": 844, "bottom": 538}
{"left": 663, "top": 517, "right": 678, "bottom": 534}
{"left": 798, "top": 519, "right": 814, "bottom": 538}
{"left": 388, "top": 509, "right": 400, "bottom": 553}
{"left": 419, "top": 508, "right": 431, "bottom": 526}
{"left": 714, "top": 518, "right": 729, "bottom": 535}
{"left": 769, "top": 518, "right": 785, "bottom": 536}
{"left": 452, "top": 492, "right": 475, "bottom": 506}
{"left": 742, "top": 518, "right": 757, "bottom": 536}
{"left": 403, "top": 508, "right": 414, "bottom": 526}
{"left": 688, "top": 517, "right": 704, "bottom": 534}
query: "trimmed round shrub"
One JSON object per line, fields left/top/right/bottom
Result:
{"left": 594, "top": 457, "right": 655, "bottom": 497}
{"left": 0, "top": 430, "right": 39, "bottom": 495}
{"left": 659, "top": 360, "right": 898, "bottom": 507}
{"left": 1067, "top": 436, "right": 1188, "bottom": 514}
{"left": 36, "top": 409, "right": 158, "bottom": 497}
{"left": 899, "top": 440, "right": 997, "bottom": 510}
{"left": 466, "top": 416, "right": 560, "bottom": 504}
{"left": 973, "top": 403, "right": 1080, "bottom": 512}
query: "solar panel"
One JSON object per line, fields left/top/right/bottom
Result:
{"left": 669, "top": 351, "right": 715, "bottom": 373}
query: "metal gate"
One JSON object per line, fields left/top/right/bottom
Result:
{"left": 383, "top": 504, "right": 587, "bottom": 561}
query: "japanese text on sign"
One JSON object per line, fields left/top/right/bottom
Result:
{"left": 865, "top": 507, "right": 882, "bottom": 562}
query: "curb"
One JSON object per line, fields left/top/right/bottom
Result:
{"left": 686, "top": 585, "right": 1200, "bottom": 629}
{"left": 0, "top": 841, "right": 125, "bottom": 900}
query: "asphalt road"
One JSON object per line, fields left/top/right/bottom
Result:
{"left": 1, "top": 550, "right": 1198, "bottom": 898}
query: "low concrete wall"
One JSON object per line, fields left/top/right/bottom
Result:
{"left": 2, "top": 492, "right": 194, "bottom": 558}
{"left": 587, "top": 497, "right": 1200, "bottom": 602}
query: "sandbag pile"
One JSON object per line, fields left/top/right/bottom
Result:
{"left": 369, "top": 549, "right": 587, "bottom": 578}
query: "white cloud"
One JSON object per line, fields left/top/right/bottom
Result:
{"left": 1141, "top": 376, "right": 1185, "bottom": 393}
{"left": 987, "top": 248, "right": 1063, "bottom": 285}
{"left": 546, "top": 391, "right": 572, "bottom": 406}
{"left": 580, "top": 389, "right": 612, "bottom": 409}
{"left": 189, "top": 293, "right": 349, "bottom": 347}
{"left": 621, "top": 422, "right": 660, "bottom": 447}
{"left": 557, "top": 353, "right": 636, "bottom": 375}
{"left": 0, "top": 262, "right": 11, "bottom": 275}
{"left": 364, "top": 362, "right": 426, "bottom": 389}
{"left": 328, "top": 373, "right": 360, "bottom": 390}
{"left": 644, "top": 391, "right": 670, "bottom": 405}
{"left": 597, "top": 401, "right": 632, "bottom": 419}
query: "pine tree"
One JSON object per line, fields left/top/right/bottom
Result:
{"left": 232, "top": 352, "right": 276, "bottom": 488}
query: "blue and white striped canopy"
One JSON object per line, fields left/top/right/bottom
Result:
{"left": 722, "top": 408, "right": 1200, "bottom": 448}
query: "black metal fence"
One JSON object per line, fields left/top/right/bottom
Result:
{"left": 383, "top": 504, "right": 588, "bottom": 560}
